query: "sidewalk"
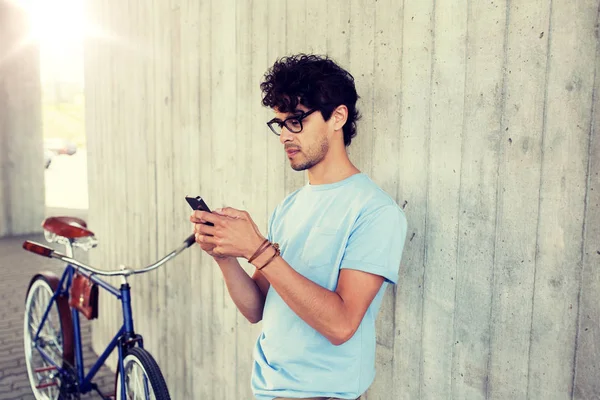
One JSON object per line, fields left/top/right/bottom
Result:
{"left": 0, "top": 210, "right": 113, "bottom": 399}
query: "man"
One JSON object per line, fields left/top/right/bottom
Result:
{"left": 190, "top": 54, "right": 407, "bottom": 400}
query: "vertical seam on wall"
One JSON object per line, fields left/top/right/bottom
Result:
{"left": 234, "top": 2, "right": 239, "bottom": 397}
{"left": 194, "top": 0, "right": 204, "bottom": 376}
{"left": 170, "top": 4, "right": 176, "bottom": 242}
{"left": 233, "top": 3, "right": 238, "bottom": 397}
{"left": 527, "top": 0, "right": 554, "bottom": 396}
{"left": 3, "top": 62, "right": 12, "bottom": 234}
{"left": 371, "top": 0, "right": 393, "bottom": 356}
{"left": 397, "top": 0, "right": 406, "bottom": 205}
{"left": 0, "top": 75, "right": 8, "bottom": 235}
{"left": 305, "top": 0, "right": 308, "bottom": 50}
{"left": 152, "top": 0, "right": 159, "bottom": 262}
{"left": 283, "top": 0, "right": 291, "bottom": 191}
{"left": 266, "top": 1, "right": 273, "bottom": 227}
{"left": 485, "top": 1, "right": 512, "bottom": 398}
{"left": 325, "top": 1, "right": 330, "bottom": 52}
{"left": 265, "top": 0, "right": 270, "bottom": 230}
{"left": 207, "top": 1, "right": 214, "bottom": 397}
{"left": 284, "top": 0, "right": 289, "bottom": 192}
{"left": 570, "top": 4, "right": 600, "bottom": 397}
{"left": 420, "top": 0, "right": 436, "bottom": 396}
{"left": 235, "top": 1, "right": 252, "bottom": 397}
{"left": 346, "top": 2, "right": 350, "bottom": 68}
{"left": 451, "top": 0, "right": 469, "bottom": 397}
{"left": 393, "top": 0, "right": 407, "bottom": 395}
{"left": 371, "top": 4, "right": 377, "bottom": 179}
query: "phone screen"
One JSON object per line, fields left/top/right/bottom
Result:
{"left": 186, "top": 196, "right": 214, "bottom": 226}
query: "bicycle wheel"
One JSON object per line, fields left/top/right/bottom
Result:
{"left": 24, "top": 274, "right": 75, "bottom": 400}
{"left": 115, "top": 347, "right": 171, "bottom": 400}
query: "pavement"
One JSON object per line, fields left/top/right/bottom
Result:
{"left": 0, "top": 208, "right": 113, "bottom": 399}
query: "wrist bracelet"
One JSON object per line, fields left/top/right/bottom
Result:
{"left": 248, "top": 239, "right": 270, "bottom": 263}
{"left": 257, "top": 243, "right": 280, "bottom": 271}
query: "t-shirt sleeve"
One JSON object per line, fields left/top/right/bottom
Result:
{"left": 339, "top": 204, "right": 407, "bottom": 284}
{"left": 266, "top": 205, "right": 278, "bottom": 243}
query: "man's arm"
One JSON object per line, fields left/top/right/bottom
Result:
{"left": 250, "top": 248, "right": 384, "bottom": 345}
{"left": 213, "top": 256, "right": 270, "bottom": 323}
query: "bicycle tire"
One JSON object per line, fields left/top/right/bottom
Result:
{"left": 115, "top": 347, "right": 171, "bottom": 400}
{"left": 24, "top": 273, "right": 75, "bottom": 399}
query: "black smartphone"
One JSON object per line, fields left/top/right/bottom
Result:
{"left": 185, "top": 195, "right": 214, "bottom": 226}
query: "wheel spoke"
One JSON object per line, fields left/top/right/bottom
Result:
{"left": 135, "top": 364, "right": 144, "bottom": 399}
{"left": 38, "top": 290, "right": 60, "bottom": 339}
{"left": 126, "top": 366, "right": 135, "bottom": 400}
{"left": 123, "top": 359, "right": 155, "bottom": 400}
{"left": 29, "top": 300, "right": 40, "bottom": 334}
{"left": 141, "top": 364, "right": 152, "bottom": 400}
{"left": 29, "top": 320, "right": 39, "bottom": 337}
{"left": 33, "top": 291, "right": 47, "bottom": 336}
{"left": 25, "top": 281, "right": 69, "bottom": 400}
{"left": 132, "top": 365, "right": 139, "bottom": 399}
{"left": 45, "top": 313, "right": 59, "bottom": 339}
{"left": 34, "top": 290, "right": 45, "bottom": 322}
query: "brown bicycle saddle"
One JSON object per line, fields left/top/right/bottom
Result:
{"left": 42, "top": 216, "right": 95, "bottom": 239}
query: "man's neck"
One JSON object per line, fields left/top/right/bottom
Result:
{"left": 306, "top": 151, "right": 360, "bottom": 186}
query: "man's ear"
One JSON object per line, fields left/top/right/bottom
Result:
{"left": 331, "top": 105, "right": 348, "bottom": 131}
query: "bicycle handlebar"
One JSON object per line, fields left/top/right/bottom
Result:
{"left": 22, "top": 234, "right": 197, "bottom": 277}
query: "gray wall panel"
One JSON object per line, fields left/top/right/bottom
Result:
{"left": 81, "top": 1, "right": 600, "bottom": 399}
{"left": 0, "top": 1, "right": 44, "bottom": 238}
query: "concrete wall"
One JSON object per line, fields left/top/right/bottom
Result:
{"left": 86, "top": 0, "right": 600, "bottom": 398}
{"left": 0, "top": 1, "right": 45, "bottom": 238}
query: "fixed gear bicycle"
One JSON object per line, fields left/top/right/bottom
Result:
{"left": 22, "top": 216, "right": 195, "bottom": 399}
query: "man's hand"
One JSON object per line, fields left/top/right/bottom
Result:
{"left": 193, "top": 232, "right": 230, "bottom": 260}
{"left": 189, "top": 212, "right": 226, "bottom": 259}
{"left": 190, "top": 207, "right": 266, "bottom": 259}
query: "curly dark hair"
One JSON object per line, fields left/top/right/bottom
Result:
{"left": 260, "top": 54, "right": 360, "bottom": 147}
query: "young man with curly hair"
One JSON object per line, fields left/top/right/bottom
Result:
{"left": 190, "top": 54, "right": 407, "bottom": 400}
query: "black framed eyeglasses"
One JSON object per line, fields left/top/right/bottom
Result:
{"left": 266, "top": 109, "right": 318, "bottom": 136}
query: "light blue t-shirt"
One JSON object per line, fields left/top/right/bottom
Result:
{"left": 251, "top": 173, "right": 407, "bottom": 399}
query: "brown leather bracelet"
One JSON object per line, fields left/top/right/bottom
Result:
{"left": 257, "top": 243, "right": 280, "bottom": 271}
{"left": 248, "top": 239, "right": 270, "bottom": 263}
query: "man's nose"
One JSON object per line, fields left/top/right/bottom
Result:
{"left": 279, "top": 126, "right": 294, "bottom": 144}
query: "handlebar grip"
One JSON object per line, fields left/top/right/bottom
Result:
{"left": 23, "top": 241, "right": 55, "bottom": 258}
{"left": 184, "top": 234, "right": 196, "bottom": 248}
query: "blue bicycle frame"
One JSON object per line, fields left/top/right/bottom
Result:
{"left": 33, "top": 263, "right": 139, "bottom": 398}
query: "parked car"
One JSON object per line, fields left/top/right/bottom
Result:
{"left": 44, "top": 138, "right": 77, "bottom": 156}
{"left": 44, "top": 149, "right": 54, "bottom": 169}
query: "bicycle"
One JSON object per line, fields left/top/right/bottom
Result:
{"left": 22, "top": 216, "right": 196, "bottom": 399}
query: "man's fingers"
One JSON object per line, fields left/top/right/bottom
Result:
{"left": 192, "top": 208, "right": 247, "bottom": 222}
{"left": 216, "top": 207, "right": 246, "bottom": 219}
{"left": 194, "top": 222, "right": 215, "bottom": 236}
{"left": 190, "top": 213, "right": 204, "bottom": 223}
{"left": 195, "top": 232, "right": 217, "bottom": 245}
{"left": 195, "top": 234, "right": 215, "bottom": 250}
{"left": 190, "top": 211, "right": 209, "bottom": 223}
{"left": 191, "top": 210, "right": 222, "bottom": 225}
